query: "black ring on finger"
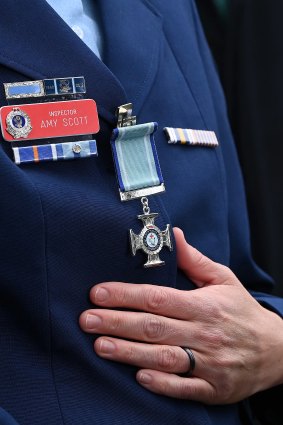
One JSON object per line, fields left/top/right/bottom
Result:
{"left": 181, "top": 347, "right": 196, "bottom": 376}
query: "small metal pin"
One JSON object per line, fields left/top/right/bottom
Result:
{"left": 116, "top": 103, "right": 136, "bottom": 128}
{"left": 72, "top": 143, "right": 82, "bottom": 154}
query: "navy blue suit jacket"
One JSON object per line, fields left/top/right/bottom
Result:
{"left": 0, "top": 1, "right": 282, "bottom": 424}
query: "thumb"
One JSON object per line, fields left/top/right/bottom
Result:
{"left": 173, "top": 227, "right": 235, "bottom": 288}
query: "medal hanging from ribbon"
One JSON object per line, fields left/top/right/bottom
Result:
{"left": 111, "top": 104, "right": 173, "bottom": 268}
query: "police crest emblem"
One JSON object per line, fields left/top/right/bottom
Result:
{"left": 6, "top": 107, "right": 32, "bottom": 139}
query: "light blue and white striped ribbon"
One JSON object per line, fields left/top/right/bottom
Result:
{"left": 111, "top": 122, "right": 163, "bottom": 192}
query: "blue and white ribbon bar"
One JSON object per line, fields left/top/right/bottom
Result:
{"left": 4, "top": 80, "right": 45, "bottom": 99}
{"left": 4, "top": 77, "right": 86, "bottom": 100}
{"left": 164, "top": 127, "right": 219, "bottom": 147}
{"left": 111, "top": 122, "right": 165, "bottom": 201}
{"left": 12, "top": 139, "right": 97, "bottom": 165}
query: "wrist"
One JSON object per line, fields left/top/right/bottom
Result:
{"left": 257, "top": 308, "right": 283, "bottom": 391}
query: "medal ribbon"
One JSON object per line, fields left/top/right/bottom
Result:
{"left": 13, "top": 139, "right": 97, "bottom": 164}
{"left": 111, "top": 122, "right": 163, "bottom": 192}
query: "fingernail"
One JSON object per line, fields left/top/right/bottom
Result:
{"left": 94, "top": 287, "right": 109, "bottom": 302}
{"left": 86, "top": 314, "right": 102, "bottom": 329}
{"left": 99, "top": 339, "right": 115, "bottom": 354}
{"left": 138, "top": 373, "right": 152, "bottom": 385}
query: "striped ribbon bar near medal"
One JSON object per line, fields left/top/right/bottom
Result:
{"left": 164, "top": 127, "right": 219, "bottom": 147}
{"left": 12, "top": 140, "right": 97, "bottom": 164}
{"left": 111, "top": 122, "right": 165, "bottom": 201}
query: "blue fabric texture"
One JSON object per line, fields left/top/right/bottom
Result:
{"left": 0, "top": 408, "right": 20, "bottom": 425}
{"left": 251, "top": 291, "right": 283, "bottom": 318}
{"left": 0, "top": 1, "right": 282, "bottom": 425}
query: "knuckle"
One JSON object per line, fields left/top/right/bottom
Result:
{"left": 109, "top": 314, "right": 122, "bottom": 332}
{"left": 191, "top": 248, "right": 207, "bottom": 268}
{"left": 198, "top": 327, "right": 228, "bottom": 348}
{"left": 158, "top": 377, "right": 172, "bottom": 395}
{"left": 219, "top": 265, "right": 235, "bottom": 284}
{"left": 114, "top": 288, "right": 129, "bottom": 305}
{"left": 180, "top": 381, "right": 194, "bottom": 398}
{"left": 215, "top": 380, "right": 234, "bottom": 404}
{"left": 218, "top": 355, "right": 235, "bottom": 370}
{"left": 199, "top": 297, "right": 223, "bottom": 323}
{"left": 203, "top": 300, "right": 222, "bottom": 319}
{"left": 204, "top": 387, "right": 217, "bottom": 405}
{"left": 124, "top": 345, "right": 136, "bottom": 362}
{"left": 143, "top": 314, "right": 165, "bottom": 341}
{"left": 221, "top": 264, "right": 232, "bottom": 275}
{"left": 179, "top": 380, "right": 200, "bottom": 400}
{"left": 211, "top": 330, "right": 230, "bottom": 347}
{"left": 182, "top": 380, "right": 216, "bottom": 404}
{"left": 156, "top": 347, "right": 179, "bottom": 371}
{"left": 191, "top": 248, "right": 234, "bottom": 286}
{"left": 145, "top": 287, "right": 169, "bottom": 311}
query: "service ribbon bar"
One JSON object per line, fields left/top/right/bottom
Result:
{"left": 164, "top": 127, "right": 219, "bottom": 147}
{"left": 4, "top": 77, "right": 86, "bottom": 100}
{"left": 111, "top": 122, "right": 165, "bottom": 201}
{"left": 12, "top": 139, "right": 97, "bottom": 164}
{"left": 43, "top": 77, "right": 86, "bottom": 96}
{"left": 4, "top": 80, "right": 45, "bottom": 100}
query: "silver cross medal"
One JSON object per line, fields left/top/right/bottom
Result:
{"left": 129, "top": 197, "right": 173, "bottom": 268}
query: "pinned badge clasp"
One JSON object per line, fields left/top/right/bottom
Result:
{"left": 116, "top": 103, "right": 136, "bottom": 127}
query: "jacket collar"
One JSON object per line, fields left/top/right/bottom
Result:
{"left": 0, "top": 0, "right": 162, "bottom": 124}
{"left": 99, "top": 0, "right": 163, "bottom": 116}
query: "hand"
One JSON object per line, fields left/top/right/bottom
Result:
{"left": 79, "top": 228, "right": 283, "bottom": 404}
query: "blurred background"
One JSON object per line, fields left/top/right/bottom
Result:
{"left": 196, "top": 0, "right": 283, "bottom": 296}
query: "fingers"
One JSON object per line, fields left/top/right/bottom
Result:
{"left": 136, "top": 370, "right": 216, "bottom": 404}
{"left": 86, "top": 229, "right": 239, "bottom": 322}
{"left": 94, "top": 337, "right": 193, "bottom": 374}
{"left": 89, "top": 282, "right": 200, "bottom": 321}
{"left": 95, "top": 337, "right": 218, "bottom": 403}
{"left": 173, "top": 227, "right": 237, "bottom": 288}
{"left": 80, "top": 309, "right": 196, "bottom": 346}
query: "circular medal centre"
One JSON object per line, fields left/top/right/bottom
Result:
{"left": 143, "top": 227, "right": 162, "bottom": 252}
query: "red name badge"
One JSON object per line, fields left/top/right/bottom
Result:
{"left": 0, "top": 99, "right": 100, "bottom": 141}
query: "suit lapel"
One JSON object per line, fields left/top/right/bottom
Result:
{"left": 98, "top": 0, "right": 163, "bottom": 116}
{"left": 0, "top": 0, "right": 127, "bottom": 125}
{"left": 0, "top": 0, "right": 163, "bottom": 122}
